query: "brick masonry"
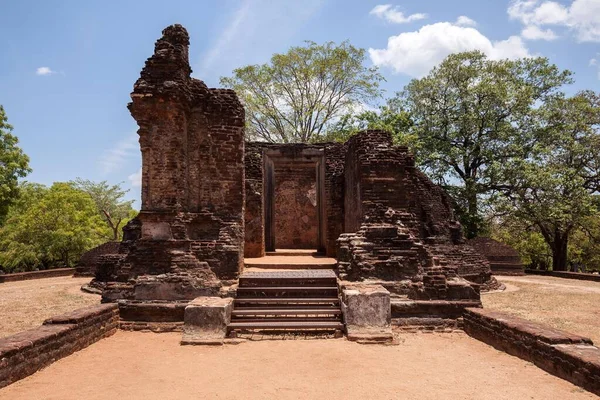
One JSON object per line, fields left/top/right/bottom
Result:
{"left": 75, "top": 241, "right": 120, "bottom": 277}
{"left": 93, "top": 24, "right": 245, "bottom": 302}
{"left": 336, "top": 130, "right": 496, "bottom": 300}
{"left": 468, "top": 237, "right": 525, "bottom": 276}
{"left": 0, "top": 304, "right": 119, "bottom": 388}
{"left": 464, "top": 307, "right": 600, "bottom": 396}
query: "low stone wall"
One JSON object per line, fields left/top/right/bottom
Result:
{"left": 118, "top": 300, "right": 187, "bottom": 332}
{"left": 0, "top": 304, "right": 118, "bottom": 388}
{"left": 0, "top": 268, "right": 75, "bottom": 283}
{"left": 464, "top": 308, "right": 600, "bottom": 396}
{"left": 391, "top": 299, "right": 480, "bottom": 332}
{"left": 525, "top": 269, "right": 600, "bottom": 283}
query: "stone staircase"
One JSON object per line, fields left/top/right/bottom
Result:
{"left": 228, "top": 253, "right": 344, "bottom": 335}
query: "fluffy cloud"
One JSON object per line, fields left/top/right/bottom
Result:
{"left": 370, "top": 4, "right": 427, "bottom": 24}
{"left": 128, "top": 168, "right": 142, "bottom": 187}
{"left": 521, "top": 25, "right": 558, "bottom": 40}
{"left": 508, "top": 0, "right": 600, "bottom": 42}
{"left": 36, "top": 67, "right": 55, "bottom": 76}
{"left": 369, "top": 22, "right": 531, "bottom": 77}
{"left": 455, "top": 16, "right": 477, "bottom": 27}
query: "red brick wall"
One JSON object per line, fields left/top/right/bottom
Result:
{"left": 464, "top": 308, "right": 600, "bottom": 396}
{"left": 274, "top": 163, "right": 318, "bottom": 249}
{"left": 0, "top": 304, "right": 119, "bottom": 388}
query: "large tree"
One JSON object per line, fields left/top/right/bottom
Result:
{"left": 496, "top": 91, "right": 600, "bottom": 271}
{"left": 323, "top": 99, "right": 415, "bottom": 147}
{"left": 0, "top": 183, "right": 107, "bottom": 271}
{"left": 0, "top": 105, "right": 31, "bottom": 222}
{"left": 221, "top": 41, "right": 384, "bottom": 143}
{"left": 71, "top": 179, "right": 136, "bottom": 241}
{"left": 400, "top": 51, "right": 572, "bottom": 238}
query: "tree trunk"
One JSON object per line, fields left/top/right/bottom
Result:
{"left": 552, "top": 235, "right": 569, "bottom": 271}
{"left": 464, "top": 187, "right": 479, "bottom": 239}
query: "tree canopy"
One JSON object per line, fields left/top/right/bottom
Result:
{"left": 0, "top": 182, "right": 107, "bottom": 272}
{"left": 494, "top": 91, "right": 600, "bottom": 270}
{"left": 399, "top": 51, "right": 572, "bottom": 238}
{"left": 0, "top": 105, "right": 31, "bottom": 223}
{"left": 323, "top": 99, "right": 415, "bottom": 147}
{"left": 72, "top": 178, "right": 136, "bottom": 241}
{"left": 221, "top": 40, "right": 384, "bottom": 143}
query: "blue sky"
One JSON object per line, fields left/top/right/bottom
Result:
{"left": 1, "top": 0, "right": 599, "bottom": 207}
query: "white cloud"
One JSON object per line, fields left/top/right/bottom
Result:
{"left": 128, "top": 168, "right": 142, "bottom": 187}
{"left": 370, "top": 4, "right": 427, "bottom": 24}
{"left": 369, "top": 22, "right": 531, "bottom": 77}
{"left": 521, "top": 25, "right": 558, "bottom": 40}
{"left": 508, "top": 0, "right": 600, "bottom": 42}
{"left": 36, "top": 67, "right": 55, "bottom": 76}
{"left": 455, "top": 16, "right": 477, "bottom": 27}
{"left": 591, "top": 55, "right": 600, "bottom": 79}
{"left": 99, "top": 133, "right": 139, "bottom": 174}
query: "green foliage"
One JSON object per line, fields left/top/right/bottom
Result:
{"left": 0, "top": 105, "right": 32, "bottom": 223}
{"left": 221, "top": 40, "right": 384, "bottom": 143}
{"left": 0, "top": 182, "right": 107, "bottom": 272}
{"left": 323, "top": 100, "right": 417, "bottom": 147}
{"left": 399, "top": 51, "right": 572, "bottom": 238}
{"left": 490, "top": 218, "right": 552, "bottom": 269}
{"left": 494, "top": 91, "right": 600, "bottom": 270}
{"left": 71, "top": 179, "right": 136, "bottom": 240}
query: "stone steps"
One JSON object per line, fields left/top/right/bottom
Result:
{"left": 229, "top": 264, "right": 344, "bottom": 335}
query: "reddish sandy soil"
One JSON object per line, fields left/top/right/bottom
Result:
{"left": 0, "top": 331, "right": 596, "bottom": 400}
{"left": 0, "top": 276, "right": 100, "bottom": 338}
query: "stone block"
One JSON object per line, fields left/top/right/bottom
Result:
{"left": 181, "top": 297, "right": 233, "bottom": 345}
{"left": 342, "top": 284, "right": 393, "bottom": 344}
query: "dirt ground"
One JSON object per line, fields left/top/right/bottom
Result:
{"left": 0, "top": 331, "right": 595, "bottom": 400}
{"left": 0, "top": 276, "right": 100, "bottom": 338}
{"left": 483, "top": 275, "right": 600, "bottom": 344}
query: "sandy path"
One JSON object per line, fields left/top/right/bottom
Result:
{"left": 0, "top": 276, "right": 100, "bottom": 338}
{"left": 483, "top": 275, "right": 600, "bottom": 344}
{"left": 0, "top": 331, "right": 595, "bottom": 400}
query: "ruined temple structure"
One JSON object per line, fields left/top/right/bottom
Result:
{"left": 92, "top": 25, "right": 497, "bottom": 340}
{"left": 468, "top": 237, "right": 525, "bottom": 276}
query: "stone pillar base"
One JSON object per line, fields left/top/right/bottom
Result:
{"left": 181, "top": 297, "right": 233, "bottom": 345}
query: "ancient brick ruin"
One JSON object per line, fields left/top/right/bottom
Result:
{"left": 468, "top": 237, "right": 525, "bottom": 275}
{"left": 92, "top": 24, "right": 495, "bottom": 331}
{"left": 94, "top": 24, "right": 245, "bottom": 302}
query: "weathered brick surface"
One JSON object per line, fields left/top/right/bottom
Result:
{"left": 75, "top": 241, "right": 120, "bottom": 276}
{"left": 468, "top": 237, "right": 525, "bottom": 276}
{"left": 336, "top": 130, "right": 494, "bottom": 300}
{"left": 0, "top": 304, "right": 118, "bottom": 388}
{"left": 93, "top": 25, "right": 245, "bottom": 301}
{"left": 464, "top": 307, "right": 600, "bottom": 396}
{"left": 244, "top": 143, "right": 264, "bottom": 257}
{"left": 274, "top": 162, "right": 318, "bottom": 249}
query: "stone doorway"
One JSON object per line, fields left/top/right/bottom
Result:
{"left": 264, "top": 148, "right": 326, "bottom": 252}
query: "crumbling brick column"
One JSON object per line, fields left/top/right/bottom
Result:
{"left": 94, "top": 24, "right": 245, "bottom": 302}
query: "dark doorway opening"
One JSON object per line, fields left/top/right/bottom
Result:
{"left": 264, "top": 148, "right": 326, "bottom": 253}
